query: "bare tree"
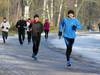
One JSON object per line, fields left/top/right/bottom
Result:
{"left": 57, "top": 0, "right": 63, "bottom": 26}
{"left": 46, "top": 2, "right": 51, "bottom": 21}
{"left": 43, "top": 0, "right": 47, "bottom": 22}
{"left": 50, "top": 0, "right": 53, "bottom": 22}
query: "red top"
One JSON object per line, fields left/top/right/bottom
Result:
{"left": 43, "top": 21, "right": 50, "bottom": 31}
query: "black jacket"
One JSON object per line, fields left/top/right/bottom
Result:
{"left": 16, "top": 20, "right": 27, "bottom": 31}
{"left": 31, "top": 22, "right": 43, "bottom": 36}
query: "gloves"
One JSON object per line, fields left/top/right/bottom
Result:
{"left": 72, "top": 25, "right": 77, "bottom": 31}
{"left": 1, "top": 26, "right": 4, "bottom": 29}
{"left": 58, "top": 31, "right": 62, "bottom": 39}
{"left": 6, "top": 27, "right": 8, "bottom": 29}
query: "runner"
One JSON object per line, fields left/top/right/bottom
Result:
{"left": 58, "top": 10, "right": 81, "bottom": 67}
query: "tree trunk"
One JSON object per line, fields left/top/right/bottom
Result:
{"left": 43, "top": 0, "right": 47, "bottom": 22}
{"left": 46, "top": 3, "right": 50, "bottom": 22}
{"left": 57, "top": 0, "right": 63, "bottom": 27}
{"left": 51, "top": 0, "right": 53, "bottom": 22}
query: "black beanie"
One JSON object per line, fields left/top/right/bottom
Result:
{"left": 34, "top": 14, "right": 39, "bottom": 18}
{"left": 68, "top": 10, "right": 74, "bottom": 15}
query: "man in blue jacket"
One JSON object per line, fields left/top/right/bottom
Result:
{"left": 58, "top": 10, "right": 81, "bottom": 67}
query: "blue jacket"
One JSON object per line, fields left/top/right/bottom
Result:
{"left": 59, "top": 17, "right": 81, "bottom": 38}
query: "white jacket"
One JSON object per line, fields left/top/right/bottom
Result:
{"left": 0, "top": 21, "right": 10, "bottom": 32}
{"left": 26, "top": 21, "right": 31, "bottom": 31}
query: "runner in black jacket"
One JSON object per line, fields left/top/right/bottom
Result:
{"left": 16, "top": 18, "right": 27, "bottom": 45}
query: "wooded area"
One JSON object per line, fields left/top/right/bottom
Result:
{"left": 0, "top": 0, "right": 100, "bottom": 31}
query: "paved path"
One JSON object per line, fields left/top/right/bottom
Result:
{"left": 0, "top": 35, "right": 100, "bottom": 75}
